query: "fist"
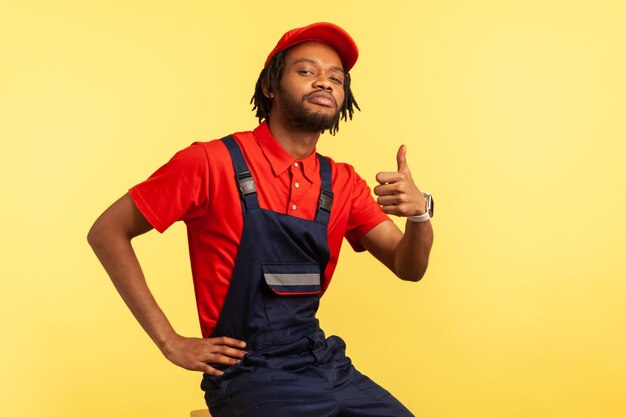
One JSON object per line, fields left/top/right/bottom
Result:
{"left": 373, "top": 145, "right": 426, "bottom": 217}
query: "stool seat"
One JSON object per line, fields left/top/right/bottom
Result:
{"left": 190, "top": 409, "right": 211, "bottom": 417}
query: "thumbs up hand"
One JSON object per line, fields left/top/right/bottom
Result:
{"left": 374, "top": 145, "right": 427, "bottom": 217}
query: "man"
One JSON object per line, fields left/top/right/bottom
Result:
{"left": 88, "top": 22, "right": 433, "bottom": 417}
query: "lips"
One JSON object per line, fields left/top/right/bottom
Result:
{"left": 306, "top": 91, "right": 336, "bottom": 108}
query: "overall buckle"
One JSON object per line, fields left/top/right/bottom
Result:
{"left": 237, "top": 171, "right": 257, "bottom": 196}
{"left": 318, "top": 189, "right": 334, "bottom": 212}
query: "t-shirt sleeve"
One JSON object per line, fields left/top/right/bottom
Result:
{"left": 344, "top": 168, "right": 390, "bottom": 252}
{"left": 128, "top": 143, "right": 209, "bottom": 233}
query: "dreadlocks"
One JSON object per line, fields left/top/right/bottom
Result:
{"left": 250, "top": 48, "right": 360, "bottom": 135}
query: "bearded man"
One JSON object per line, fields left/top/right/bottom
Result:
{"left": 88, "top": 22, "right": 434, "bottom": 417}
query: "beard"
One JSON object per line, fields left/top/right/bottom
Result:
{"left": 278, "top": 89, "right": 340, "bottom": 133}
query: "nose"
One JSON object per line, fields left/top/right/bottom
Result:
{"left": 312, "top": 73, "right": 333, "bottom": 91}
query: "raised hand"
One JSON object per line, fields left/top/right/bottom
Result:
{"left": 373, "top": 145, "right": 427, "bottom": 217}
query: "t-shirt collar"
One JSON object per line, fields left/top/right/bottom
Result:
{"left": 253, "top": 121, "right": 319, "bottom": 182}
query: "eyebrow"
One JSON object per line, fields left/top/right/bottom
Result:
{"left": 293, "top": 58, "right": 345, "bottom": 74}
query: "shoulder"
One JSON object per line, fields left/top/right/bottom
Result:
{"left": 322, "top": 155, "right": 355, "bottom": 177}
{"left": 176, "top": 131, "right": 255, "bottom": 167}
{"left": 170, "top": 141, "right": 212, "bottom": 163}
{"left": 322, "top": 155, "right": 368, "bottom": 191}
{"left": 197, "top": 130, "right": 257, "bottom": 160}
{"left": 185, "top": 137, "right": 228, "bottom": 159}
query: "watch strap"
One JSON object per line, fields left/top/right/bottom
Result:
{"left": 408, "top": 211, "right": 431, "bottom": 223}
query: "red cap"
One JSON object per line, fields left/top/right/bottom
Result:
{"left": 264, "top": 22, "right": 359, "bottom": 71}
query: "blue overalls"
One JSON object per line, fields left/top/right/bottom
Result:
{"left": 200, "top": 136, "right": 414, "bottom": 417}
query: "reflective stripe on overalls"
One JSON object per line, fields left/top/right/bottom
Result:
{"left": 201, "top": 136, "right": 414, "bottom": 417}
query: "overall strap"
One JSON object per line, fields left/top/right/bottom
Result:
{"left": 314, "top": 153, "right": 334, "bottom": 226}
{"left": 221, "top": 136, "right": 260, "bottom": 212}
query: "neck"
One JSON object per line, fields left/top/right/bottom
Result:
{"left": 266, "top": 120, "right": 321, "bottom": 160}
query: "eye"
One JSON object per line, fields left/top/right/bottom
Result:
{"left": 298, "top": 69, "right": 314, "bottom": 76}
{"left": 330, "top": 76, "right": 343, "bottom": 85}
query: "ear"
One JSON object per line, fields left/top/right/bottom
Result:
{"left": 261, "top": 80, "right": 274, "bottom": 99}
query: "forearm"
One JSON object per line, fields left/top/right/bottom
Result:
{"left": 88, "top": 194, "right": 178, "bottom": 350}
{"left": 88, "top": 227, "right": 177, "bottom": 352}
{"left": 88, "top": 194, "right": 247, "bottom": 374}
{"left": 371, "top": 145, "right": 435, "bottom": 281}
{"left": 89, "top": 227, "right": 249, "bottom": 374}
{"left": 393, "top": 219, "right": 434, "bottom": 281}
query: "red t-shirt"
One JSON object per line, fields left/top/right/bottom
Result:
{"left": 129, "top": 122, "right": 389, "bottom": 337}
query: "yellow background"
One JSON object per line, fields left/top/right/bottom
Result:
{"left": 2, "top": 1, "right": 625, "bottom": 416}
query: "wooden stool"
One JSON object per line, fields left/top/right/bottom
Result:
{"left": 190, "top": 409, "right": 211, "bottom": 417}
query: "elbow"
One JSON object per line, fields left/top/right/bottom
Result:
{"left": 87, "top": 218, "right": 113, "bottom": 251}
{"left": 396, "top": 265, "right": 427, "bottom": 282}
{"left": 394, "top": 247, "right": 432, "bottom": 282}
{"left": 405, "top": 274, "right": 425, "bottom": 283}
{"left": 398, "top": 273, "right": 425, "bottom": 283}
{"left": 87, "top": 221, "right": 102, "bottom": 250}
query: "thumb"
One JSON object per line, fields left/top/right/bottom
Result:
{"left": 396, "top": 144, "right": 409, "bottom": 173}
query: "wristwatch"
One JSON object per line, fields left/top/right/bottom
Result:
{"left": 408, "top": 192, "right": 434, "bottom": 223}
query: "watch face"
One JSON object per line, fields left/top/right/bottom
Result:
{"left": 428, "top": 195, "right": 434, "bottom": 218}
{"left": 424, "top": 192, "right": 434, "bottom": 218}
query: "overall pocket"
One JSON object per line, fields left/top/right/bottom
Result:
{"left": 261, "top": 263, "right": 322, "bottom": 333}
{"left": 262, "top": 262, "right": 322, "bottom": 295}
